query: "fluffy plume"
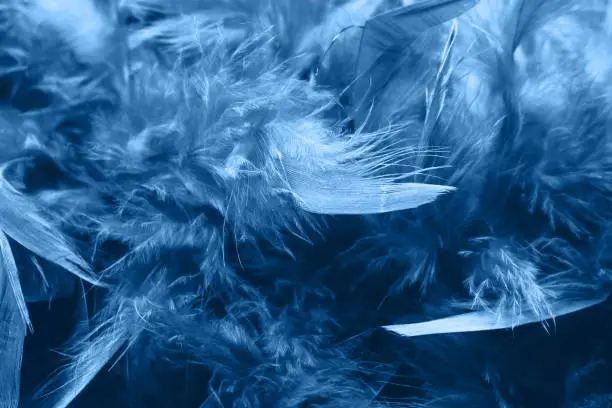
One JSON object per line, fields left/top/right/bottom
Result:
{"left": 1, "top": 0, "right": 611, "bottom": 406}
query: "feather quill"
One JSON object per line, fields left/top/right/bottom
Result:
{"left": 423, "top": 19, "right": 458, "bottom": 132}
{"left": 416, "top": 19, "right": 458, "bottom": 177}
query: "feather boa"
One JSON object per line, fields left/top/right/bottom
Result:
{"left": 0, "top": 0, "right": 611, "bottom": 406}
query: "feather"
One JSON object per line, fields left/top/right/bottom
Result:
{"left": 0, "top": 230, "right": 32, "bottom": 331}
{"left": 269, "top": 120, "right": 455, "bottom": 215}
{"left": 383, "top": 292, "right": 608, "bottom": 337}
{"left": 35, "top": 272, "right": 167, "bottom": 408}
{"left": 0, "top": 238, "right": 27, "bottom": 408}
{"left": 296, "top": 0, "right": 385, "bottom": 58}
{"left": 0, "top": 163, "right": 102, "bottom": 287}
{"left": 360, "top": 0, "right": 477, "bottom": 48}
{"left": 289, "top": 173, "right": 454, "bottom": 215}
{"left": 35, "top": 316, "right": 131, "bottom": 408}
{"left": 351, "top": 0, "right": 479, "bottom": 125}
{"left": 27, "top": 0, "right": 115, "bottom": 63}
{"left": 462, "top": 238, "right": 559, "bottom": 323}
{"left": 503, "top": 0, "right": 575, "bottom": 52}
{"left": 126, "top": 12, "right": 247, "bottom": 62}
{"left": 3, "top": 0, "right": 612, "bottom": 405}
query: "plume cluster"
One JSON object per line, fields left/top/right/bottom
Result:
{"left": 0, "top": 0, "right": 611, "bottom": 407}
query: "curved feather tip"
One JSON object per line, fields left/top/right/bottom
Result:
{"left": 383, "top": 294, "right": 609, "bottom": 337}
